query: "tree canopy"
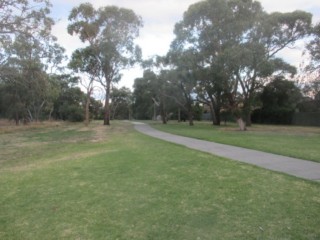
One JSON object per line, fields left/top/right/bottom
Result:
{"left": 167, "top": 0, "right": 311, "bottom": 129}
{"left": 68, "top": 3, "right": 143, "bottom": 125}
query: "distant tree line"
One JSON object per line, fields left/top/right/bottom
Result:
{"left": 132, "top": 0, "right": 320, "bottom": 129}
{"left": 0, "top": 0, "right": 319, "bottom": 128}
{"left": 0, "top": 0, "right": 141, "bottom": 125}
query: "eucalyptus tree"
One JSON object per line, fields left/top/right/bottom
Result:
{"left": 0, "top": 0, "right": 55, "bottom": 74}
{"left": 306, "top": 22, "right": 320, "bottom": 73}
{"left": 195, "top": 65, "right": 227, "bottom": 125}
{"left": 110, "top": 86, "right": 132, "bottom": 120}
{"left": 69, "top": 47, "right": 100, "bottom": 126}
{"left": 68, "top": 3, "right": 143, "bottom": 125}
{"left": 140, "top": 56, "right": 179, "bottom": 123}
{"left": 0, "top": 0, "right": 65, "bottom": 124}
{"left": 1, "top": 33, "right": 64, "bottom": 123}
{"left": 133, "top": 70, "right": 164, "bottom": 121}
{"left": 157, "top": 69, "right": 183, "bottom": 124}
{"left": 172, "top": 0, "right": 311, "bottom": 130}
{"left": 166, "top": 49, "right": 200, "bottom": 126}
{"left": 230, "top": 9, "right": 310, "bottom": 127}
{"left": 303, "top": 22, "right": 320, "bottom": 99}
{"left": 50, "top": 74, "right": 85, "bottom": 121}
{"left": 0, "top": 0, "right": 52, "bottom": 43}
{"left": 256, "top": 77, "right": 303, "bottom": 124}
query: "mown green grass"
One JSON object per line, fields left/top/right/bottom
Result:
{"left": 0, "top": 121, "right": 319, "bottom": 239}
{"left": 150, "top": 121, "right": 320, "bottom": 163}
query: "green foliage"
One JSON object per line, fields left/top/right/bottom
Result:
{"left": 166, "top": 50, "right": 200, "bottom": 125}
{"left": 304, "top": 21, "right": 320, "bottom": 98}
{"left": 0, "top": 0, "right": 65, "bottom": 124}
{"left": 68, "top": 3, "right": 143, "bottom": 125}
{"left": 252, "top": 108, "right": 295, "bottom": 125}
{"left": 292, "top": 112, "right": 320, "bottom": 127}
{"left": 0, "top": 0, "right": 53, "bottom": 44}
{"left": 252, "top": 77, "right": 302, "bottom": 124}
{"left": 192, "top": 102, "right": 203, "bottom": 121}
{"left": 133, "top": 69, "right": 178, "bottom": 122}
{"left": 42, "top": 74, "right": 93, "bottom": 122}
{"left": 0, "top": 35, "right": 53, "bottom": 122}
{"left": 69, "top": 47, "right": 100, "bottom": 76}
{"left": 133, "top": 70, "right": 158, "bottom": 120}
{"left": 53, "top": 85, "right": 85, "bottom": 122}
{"left": 170, "top": 0, "right": 312, "bottom": 129}
{"left": 307, "top": 22, "right": 320, "bottom": 66}
{"left": 261, "top": 78, "right": 302, "bottom": 110}
{"left": 297, "top": 99, "right": 320, "bottom": 112}
{"left": 0, "top": 80, "right": 27, "bottom": 122}
{"left": 59, "top": 104, "right": 84, "bottom": 122}
{"left": 110, "top": 87, "right": 133, "bottom": 120}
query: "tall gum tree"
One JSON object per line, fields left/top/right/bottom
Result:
{"left": 166, "top": 50, "right": 200, "bottom": 126}
{"left": 171, "top": 0, "right": 312, "bottom": 130}
{"left": 0, "top": 0, "right": 52, "bottom": 41}
{"left": 68, "top": 3, "right": 143, "bottom": 125}
{"left": 0, "top": 0, "right": 54, "bottom": 72}
{"left": 230, "top": 9, "right": 311, "bottom": 128}
{"left": 69, "top": 47, "right": 100, "bottom": 126}
{"left": 303, "top": 22, "right": 320, "bottom": 99}
{"left": 0, "top": 0, "right": 65, "bottom": 124}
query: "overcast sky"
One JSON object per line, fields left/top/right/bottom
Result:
{"left": 51, "top": 0, "right": 320, "bottom": 89}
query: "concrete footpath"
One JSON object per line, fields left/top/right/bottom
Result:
{"left": 133, "top": 122, "right": 320, "bottom": 181}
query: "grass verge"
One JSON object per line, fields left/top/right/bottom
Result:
{"left": 149, "top": 121, "right": 320, "bottom": 163}
{"left": 0, "top": 121, "right": 319, "bottom": 239}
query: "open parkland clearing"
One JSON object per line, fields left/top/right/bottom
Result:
{"left": 0, "top": 120, "right": 319, "bottom": 239}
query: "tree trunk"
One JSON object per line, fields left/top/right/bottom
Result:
{"left": 161, "top": 115, "right": 167, "bottom": 124}
{"left": 34, "top": 101, "right": 45, "bottom": 122}
{"left": 111, "top": 102, "right": 119, "bottom": 120}
{"left": 214, "top": 106, "right": 221, "bottom": 126}
{"left": 160, "top": 102, "right": 167, "bottom": 124}
{"left": 237, "top": 118, "right": 247, "bottom": 131}
{"left": 104, "top": 101, "right": 110, "bottom": 125}
{"left": 153, "top": 102, "right": 157, "bottom": 121}
{"left": 128, "top": 107, "right": 132, "bottom": 120}
{"left": 209, "top": 102, "right": 221, "bottom": 126}
{"left": 245, "top": 112, "right": 252, "bottom": 127}
{"left": 243, "top": 97, "right": 252, "bottom": 127}
{"left": 188, "top": 109, "right": 194, "bottom": 126}
{"left": 84, "top": 94, "right": 90, "bottom": 127}
{"left": 48, "top": 107, "right": 53, "bottom": 121}
{"left": 178, "top": 108, "right": 181, "bottom": 122}
{"left": 15, "top": 112, "right": 19, "bottom": 126}
{"left": 104, "top": 83, "right": 110, "bottom": 125}
{"left": 209, "top": 103, "right": 216, "bottom": 125}
{"left": 27, "top": 109, "right": 33, "bottom": 122}
{"left": 161, "top": 110, "right": 167, "bottom": 124}
{"left": 246, "top": 113, "right": 252, "bottom": 127}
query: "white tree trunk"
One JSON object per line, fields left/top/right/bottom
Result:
{"left": 237, "top": 118, "right": 247, "bottom": 131}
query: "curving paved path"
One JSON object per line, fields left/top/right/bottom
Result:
{"left": 133, "top": 122, "right": 320, "bottom": 181}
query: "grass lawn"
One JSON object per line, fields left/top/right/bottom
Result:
{"left": 0, "top": 121, "right": 319, "bottom": 239}
{"left": 150, "top": 121, "right": 320, "bottom": 163}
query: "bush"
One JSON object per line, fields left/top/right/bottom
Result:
{"left": 292, "top": 112, "right": 320, "bottom": 126}
{"left": 252, "top": 108, "right": 294, "bottom": 125}
{"left": 59, "top": 104, "right": 84, "bottom": 122}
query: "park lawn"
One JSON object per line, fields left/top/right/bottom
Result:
{"left": 0, "top": 121, "right": 319, "bottom": 239}
{"left": 150, "top": 121, "right": 320, "bottom": 163}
